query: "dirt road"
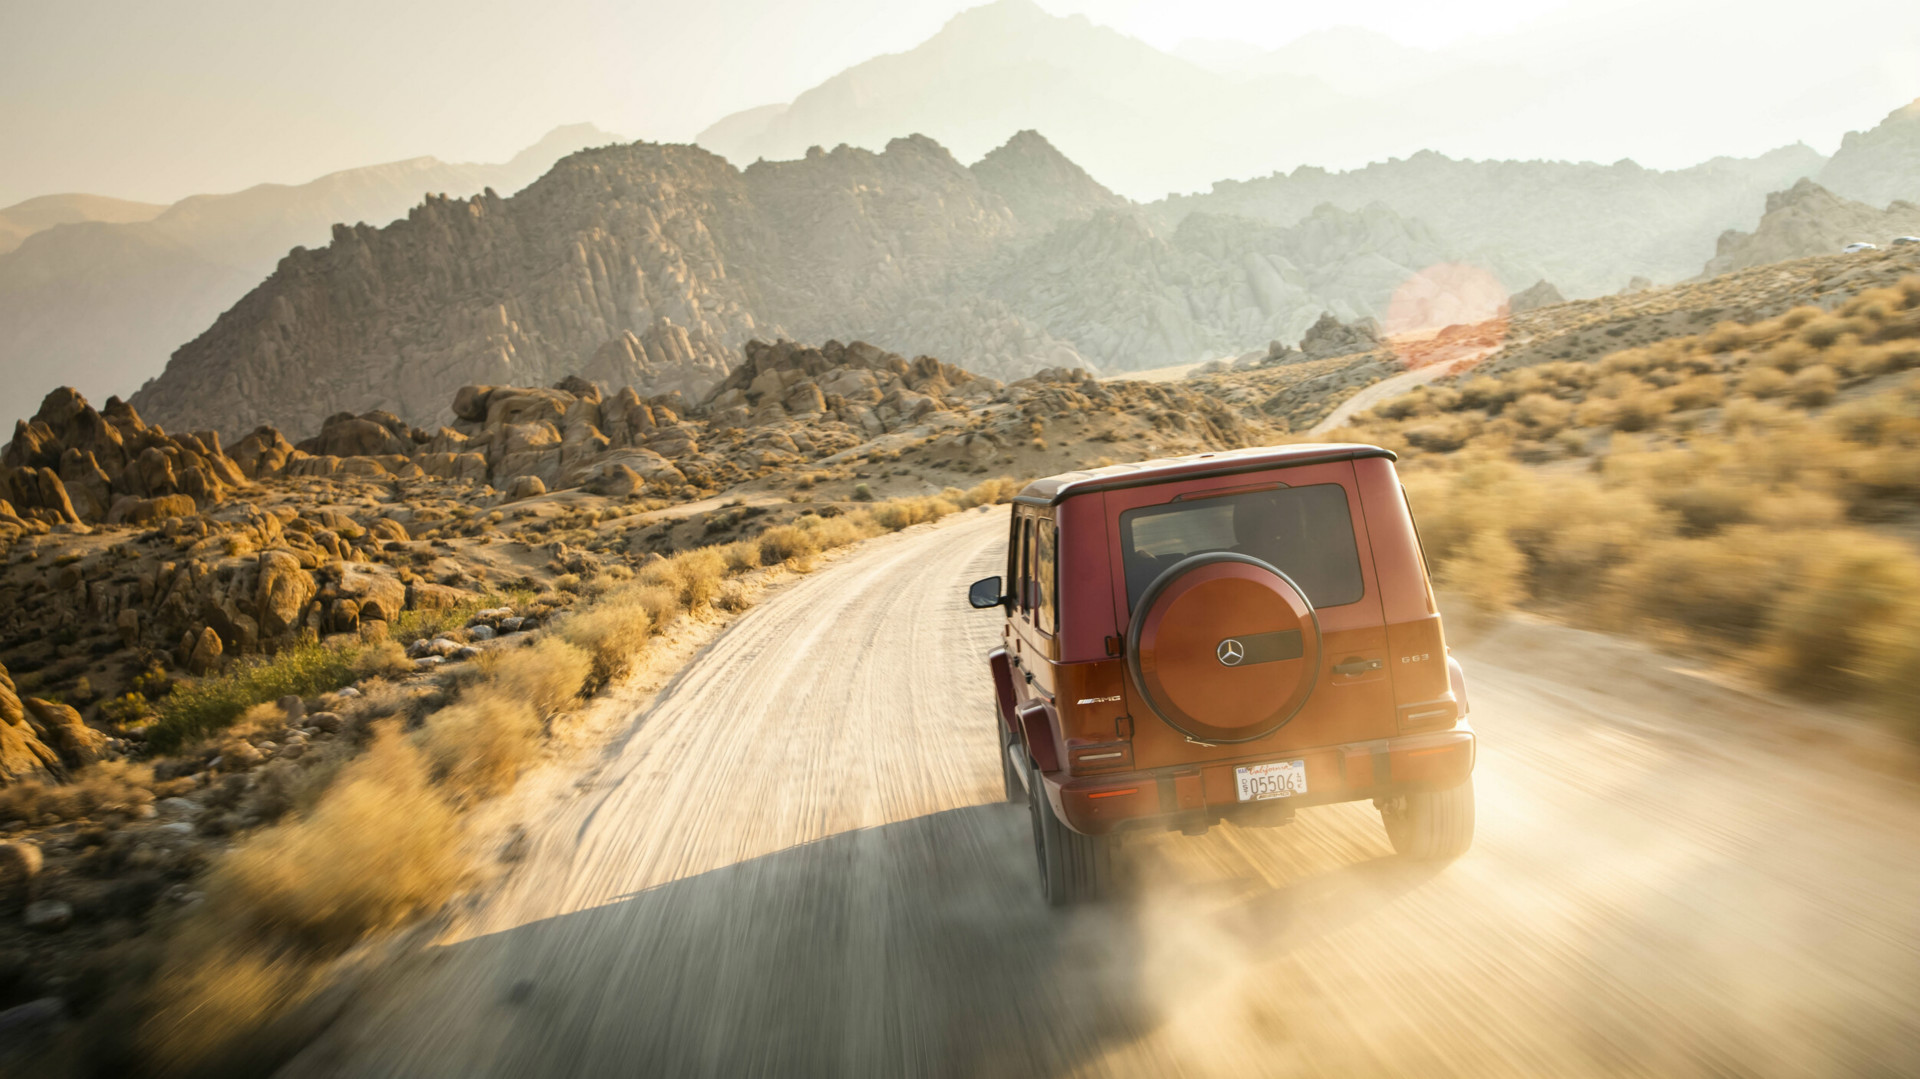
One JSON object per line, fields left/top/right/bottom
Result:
{"left": 286, "top": 508, "right": 1920, "bottom": 1078}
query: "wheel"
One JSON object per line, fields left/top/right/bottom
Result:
{"left": 1380, "top": 777, "right": 1476, "bottom": 860}
{"left": 1000, "top": 727, "right": 1026, "bottom": 804}
{"left": 1026, "top": 754, "right": 1111, "bottom": 906}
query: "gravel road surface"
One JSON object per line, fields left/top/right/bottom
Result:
{"left": 284, "top": 507, "right": 1920, "bottom": 1078}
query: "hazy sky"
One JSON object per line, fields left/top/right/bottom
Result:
{"left": 0, "top": 0, "right": 1915, "bottom": 207}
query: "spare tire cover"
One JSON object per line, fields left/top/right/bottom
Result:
{"left": 1126, "top": 552, "right": 1322, "bottom": 744}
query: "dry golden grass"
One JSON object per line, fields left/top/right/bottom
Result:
{"left": 420, "top": 688, "right": 541, "bottom": 798}
{"left": 484, "top": 637, "right": 591, "bottom": 718}
{"left": 351, "top": 638, "right": 412, "bottom": 680}
{"left": 1334, "top": 281, "right": 1920, "bottom": 721}
{"left": 191, "top": 723, "right": 465, "bottom": 951}
{"left": 557, "top": 593, "right": 655, "bottom": 687}
{"left": 0, "top": 760, "right": 155, "bottom": 824}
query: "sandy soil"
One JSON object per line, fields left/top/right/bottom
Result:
{"left": 282, "top": 507, "right": 1920, "bottom": 1078}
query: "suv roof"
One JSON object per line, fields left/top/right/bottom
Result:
{"left": 1014, "top": 443, "right": 1396, "bottom": 506}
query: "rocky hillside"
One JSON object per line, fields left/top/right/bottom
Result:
{"left": 1703, "top": 179, "right": 1920, "bottom": 277}
{"left": 1818, "top": 98, "right": 1920, "bottom": 209}
{"left": 0, "top": 125, "right": 619, "bottom": 425}
{"left": 122, "top": 130, "right": 1513, "bottom": 441}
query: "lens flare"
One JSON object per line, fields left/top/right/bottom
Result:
{"left": 1384, "top": 262, "right": 1511, "bottom": 372}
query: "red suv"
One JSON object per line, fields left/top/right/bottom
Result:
{"left": 969, "top": 444, "right": 1475, "bottom": 905}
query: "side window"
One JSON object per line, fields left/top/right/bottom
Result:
{"left": 1036, "top": 519, "right": 1057, "bottom": 634}
{"left": 1012, "top": 512, "right": 1033, "bottom": 613}
{"left": 1007, "top": 510, "right": 1023, "bottom": 586}
{"left": 1020, "top": 516, "right": 1037, "bottom": 612}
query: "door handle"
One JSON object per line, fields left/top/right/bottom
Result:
{"left": 1333, "top": 658, "right": 1382, "bottom": 676}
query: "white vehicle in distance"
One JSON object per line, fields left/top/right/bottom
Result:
{"left": 1842, "top": 242, "right": 1879, "bottom": 253}
{"left": 1891, "top": 236, "right": 1920, "bottom": 246}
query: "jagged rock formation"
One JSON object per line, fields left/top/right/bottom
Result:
{"left": 0, "top": 125, "right": 620, "bottom": 427}
{"left": 975, "top": 202, "right": 1463, "bottom": 374}
{"left": 1818, "top": 98, "right": 1920, "bottom": 209}
{"left": 707, "top": 339, "right": 1002, "bottom": 435}
{"left": 969, "top": 129, "right": 1130, "bottom": 233}
{"left": 1506, "top": 280, "right": 1566, "bottom": 315}
{"left": 3, "top": 389, "right": 245, "bottom": 529}
{"left": 127, "top": 135, "right": 1031, "bottom": 439}
{"left": 1702, "top": 180, "right": 1920, "bottom": 277}
{"left": 122, "top": 130, "right": 1496, "bottom": 440}
{"left": 1298, "top": 312, "right": 1386, "bottom": 359}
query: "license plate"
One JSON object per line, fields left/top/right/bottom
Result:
{"left": 1235, "top": 759, "right": 1307, "bottom": 801}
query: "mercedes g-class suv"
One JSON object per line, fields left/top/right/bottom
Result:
{"left": 968, "top": 444, "right": 1475, "bottom": 905}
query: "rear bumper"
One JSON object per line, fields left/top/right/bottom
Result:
{"left": 1037, "top": 722, "right": 1476, "bottom": 836}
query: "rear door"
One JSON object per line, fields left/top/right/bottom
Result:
{"left": 1103, "top": 461, "right": 1397, "bottom": 768}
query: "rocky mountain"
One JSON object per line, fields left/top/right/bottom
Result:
{"left": 121, "top": 129, "right": 1509, "bottom": 439}
{"left": 0, "top": 193, "right": 166, "bottom": 256}
{"left": 1702, "top": 179, "right": 1920, "bottom": 277}
{"left": 978, "top": 202, "right": 1477, "bottom": 370}
{"left": 1818, "top": 98, "right": 1920, "bottom": 209}
{"left": 1151, "top": 144, "right": 1826, "bottom": 298}
{"left": 0, "top": 124, "right": 620, "bottom": 426}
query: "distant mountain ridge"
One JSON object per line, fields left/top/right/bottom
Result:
{"left": 1817, "top": 97, "right": 1920, "bottom": 209}
{"left": 0, "top": 124, "right": 621, "bottom": 425}
{"left": 125, "top": 131, "right": 1505, "bottom": 439}
{"left": 0, "top": 193, "right": 167, "bottom": 256}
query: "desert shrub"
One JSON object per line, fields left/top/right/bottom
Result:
{"left": 152, "top": 642, "right": 360, "bottom": 750}
{"left": 1606, "top": 389, "right": 1667, "bottom": 431}
{"left": 557, "top": 594, "right": 653, "bottom": 687}
{"left": 851, "top": 483, "right": 874, "bottom": 502}
{"left": 188, "top": 723, "right": 463, "bottom": 952}
{"left": 656, "top": 548, "right": 728, "bottom": 609}
{"left": 0, "top": 761, "right": 155, "bottom": 824}
{"left": 141, "top": 940, "right": 318, "bottom": 1076}
{"left": 721, "top": 539, "right": 762, "bottom": 573}
{"left": 758, "top": 523, "right": 819, "bottom": 565}
{"left": 1701, "top": 322, "right": 1750, "bottom": 353}
{"left": 872, "top": 495, "right": 960, "bottom": 531}
{"left": 1666, "top": 373, "right": 1726, "bottom": 411}
{"left": 1602, "top": 527, "right": 1810, "bottom": 647}
{"left": 1788, "top": 364, "right": 1838, "bottom": 406}
{"left": 420, "top": 688, "right": 540, "bottom": 798}
{"left": 485, "top": 637, "right": 591, "bottom": 717}
{"left": 1760, "top": 536, "right": 1920, "bottom": 697}
{"left": 351, "top": 638, "right": 412, "bottom": 680}
{"left": 1508, "top": 393, "right": 1573, "bottom": 434}
{"left": 961, "top": 476, "right": 1022, "bottom": 505}
{"left": 1740, "top": 366, "right": 1790, "bottom": 399}
{"left": 1438, "top": 529, "right": 1525, "bottom": 613}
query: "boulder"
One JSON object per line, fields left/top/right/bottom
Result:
{"left": 337, "top": 568, "right": 405, "bottom": 623}
{"left": 23, "top": 899, "right": 72, "bottom": 932}
{"left": 0, "top": 840, "right": 43, "bottom": 903}
{"left": 22, "top": 698, "right": 109, "bottom": 770}
{"left": 407, "top": 582, "right": 470, "bottom": 612}
{"left": 506, "top": 475, "right": 547, "bottom": 501}
{"left": 255, "top": 550, "right": 318, "bottom": 638}
{"left": 107, "top": 493, "right": 197, "bottom": 526}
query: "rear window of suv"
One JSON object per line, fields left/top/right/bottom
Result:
{"left": 1120, "top": 484, "right": 1365, "bottom": 609}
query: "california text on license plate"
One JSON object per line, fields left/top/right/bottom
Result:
{"left": 1235, "top": 759, "right": 1307, "bottom": 801}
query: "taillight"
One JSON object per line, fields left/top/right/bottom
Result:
{"left": 1386, "top": 615, "right": 1458, "bottom": 731}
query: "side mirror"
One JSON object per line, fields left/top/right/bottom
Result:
{"left": 968, "top": 576, "right": 1007, "bottom": 610}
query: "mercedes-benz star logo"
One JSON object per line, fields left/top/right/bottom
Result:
{"left": 1217, "top": 638, "right": 1245, "bottom": 666}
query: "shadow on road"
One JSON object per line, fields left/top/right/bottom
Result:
{"left": 369, "top": 804, "right": 1444, "bottom": 1078}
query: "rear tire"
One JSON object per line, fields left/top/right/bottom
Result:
{"left": 1027, "top": 755, "right": 1111, "bottom": 906}
{"left": 1381, "top": 777, "right": 1475, "bottom": 860}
